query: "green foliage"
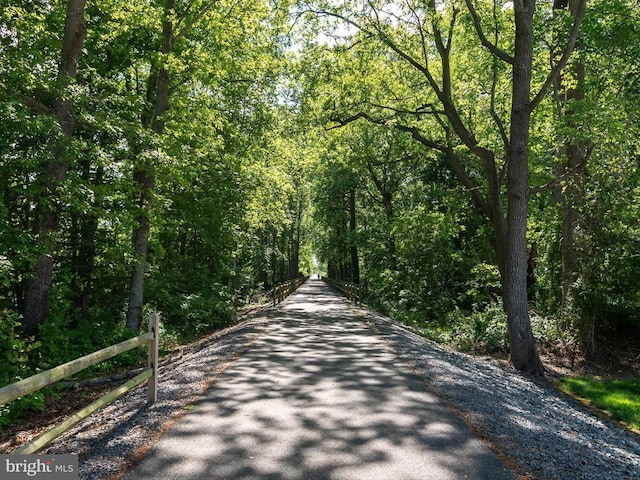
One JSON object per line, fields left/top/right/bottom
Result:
{"left": 574, "top": 161, "right": 640, "bottom": 333}
{"left": 1, "top": 0, "right": 640, "bottom": 433}
{"left": 559, "top": 377, "right": 640, "bottom": 431}
{"left": 0, "top": 392, "right": 45, "bottom": 428}
{"left": 0, "top": 311, "right": 39, "bottom": 386}
{"left": 439, "top": 304, "right": 510, "bottom": 354}
{"left": 0, "top": 312, "right": 43, "bottom": 426}
{"left": 0, "top": 306, "right": 147, "bottom": 426}
{"left": 146, "top": 277, "right": 236, "bottom": 342}
{"left": 463, "top": 263, "right": 502, "bottom": 309}
{"left": 0, "top": 308, "right": 148, "bottom": 426}
{"left": 411, "top": 305, "right": 561, "bottom": 356}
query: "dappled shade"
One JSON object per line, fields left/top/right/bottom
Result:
{"left": 121, "top": 281, "right": 514, "bottom": 480}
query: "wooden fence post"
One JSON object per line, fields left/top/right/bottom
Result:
{"left": 147, "top": 313, "right": 159, "bottom": 403}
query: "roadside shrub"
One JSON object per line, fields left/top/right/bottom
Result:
{"left": 444, "top": 303, "right": 509, "bottom": 354}
{"left": 0, "top": 311, "right": 45, "bottom": 426}
{"left": 530, "top": 310, "right": 565, "bottom": 347}
{"left": 147, "top": 280, "right": 236, "bottom": 341}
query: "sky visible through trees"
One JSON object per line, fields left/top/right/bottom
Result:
{"left": 1, "top": 0, "right": 639, "bottom": 393}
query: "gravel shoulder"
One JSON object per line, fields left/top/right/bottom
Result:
{"left": 43, "top": 314, "right": 271, "bottom": 480}
{"left": 359, "top": 307, "right": 640, "bottom": 480}
{"left": 34, "top": 288, "right": 640, "bottom": 480}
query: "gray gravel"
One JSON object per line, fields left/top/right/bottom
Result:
{"left": 362, "top": 309, "right": 640, "bottom": 480}
{"left": 44, "top": 315, "right": 270, "bottom": 480}
{"left": 44, "top": 296, "right": 640, "bottom": 480}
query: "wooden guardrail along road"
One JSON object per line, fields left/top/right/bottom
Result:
{"left": 322, "top": 277, "right": 361, "bottom": 304}
{"left": 271, "top": 276, "right": 308, "bottom": 306}
{"left": 1, "top": 312, "right": 160, "bottom": 454}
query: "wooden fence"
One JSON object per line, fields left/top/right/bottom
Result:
{"left": 322, "top": 277, "right": 361, "bottom": 304}
{"left": 271, "top": 277, "right": 309, "bottom": 306}
{"left": 0, "top": 313, "right": 160, "bottom": 454}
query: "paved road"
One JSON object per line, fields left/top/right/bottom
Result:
{"left": 121, "top": 280, "right": 515, "bottom": 480}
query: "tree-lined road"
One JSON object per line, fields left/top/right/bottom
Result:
{"left": 121, "top": 280, "right": 515, "bottom": 480}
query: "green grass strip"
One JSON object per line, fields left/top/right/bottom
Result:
{"left": 559, "top": 376, "right": 640, "bottom": 432}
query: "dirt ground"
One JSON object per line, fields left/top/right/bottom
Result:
{"left": 0, "top": 382, "right": 115, "bottom": 453}
{"left": 540, "top": 338, "right": 640, "bottom": 379}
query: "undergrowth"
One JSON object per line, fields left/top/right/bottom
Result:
{"left": 410, "top": 301, "right": 560, "bottom": 355}
{"left": 0, "top": 286, "right": 242, "bottom": 428}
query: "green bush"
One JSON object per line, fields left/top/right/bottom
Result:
{"left": 0, "top": 299, "right": 156, "bottom": 428}
{"left": 0, "top": 311, "right": 45, "bottom": 426}
{"left": 452, "top": 304, "right": 509, "bottom": 353}
{"left": 0, "top": 311, "right": 35, "bottom": 386}
{"left": 147, "top": 279, "right": 236, "bottom": 342}
{"left": 0, "top": 392, "right": 46, "bottom": 428}
{"left": 416, "top": 303, "right": 509, "bottom": 354}
{"left": 530, "top": 310, "right": 565, "bottom": 347}
{"left": 463, "top": 263, "right": 502, "bottom": 309}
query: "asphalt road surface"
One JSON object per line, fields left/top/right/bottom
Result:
{"left": 120, "top": 280, "right": 516, "bottom": 480}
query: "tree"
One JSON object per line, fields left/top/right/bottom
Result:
{"left": 124, "top": 0, "right": 295, "bottom": 330}
{"left": 1, "top": 0, "right": 88, "bottom": 335}
{"left": 548, "top": 0, "right": 590, "bottom": 349}
{"left": 304, "top": 0, "right": 586, "bottom": 374}
{"left": 553, "top": 0, "right": 640, "bottom": 347}
{"left": 311, "top": 133, "right": 361, "bottom": 283}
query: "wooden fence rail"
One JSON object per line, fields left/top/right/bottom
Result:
{"left": 271, "top": 277, "right": 308, "bottom": 306}
{"left": 0, "top": 313, "right": 160, "bottom": 454}
{"left": 322, "top": 277, "right": 361, "bottom": 304}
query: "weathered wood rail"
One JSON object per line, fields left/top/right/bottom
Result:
{"left": 0, "top": 313, "right": 160, "bottom": 454}
{"left": 322, "top": 277, "right": 361, "bottom": 304}
{"left": 271, "top": 277, "right": 309, "bottom": 306}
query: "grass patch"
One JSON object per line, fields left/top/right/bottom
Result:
{"left": 558, "top": 376, "right": 640, "bottom": 432}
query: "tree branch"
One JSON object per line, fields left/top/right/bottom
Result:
{"left": 401, "top": 121, "right": 493, "bottom": 217}
{"left": 0, "top": 81, "right": 53, "bottom": 116}
{"left": 464, "top": 0, "right": 514, "bottom": 64}
{"left": 490, "top": 59, "right": 509, "bottom": 152}
{"left": 329, "top": 109, "right": 493, "bottom": 219}
{"left": 362, "top": 3, "right": 443, "bottom": 99}
{"left": 366, "top": 101, "right": 445, "bottom": 116}
{"left": 490, "top": 0, "right": 509, "bottom": 155}
{"left": 175, "top": 0, "right": 222, "bottom": 41}
{"left": 530, "top": 145, "right": 593, "bottom": 194}
{"left": 446, "top": 5, "right": 458, "bottom": 52}
{"left": 529, "top": 0, "right": 587, "bottom": 112}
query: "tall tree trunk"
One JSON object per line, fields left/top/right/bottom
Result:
{"left": 279, "top": 232, "right": 287, "bottom": 282}
{"left": 504, "top": 0, "right": 544, "bottom": 375}
{"left": 21, "top": 0, "right": 87, "bottom": 335}
{"left": 125, "top": 164, "right": 155, "bottom": 330}
{"left": 292, "top": 200, "right": 302, "bottom": 278}
{"left": 70, "top": 162, "right": 102, "bottom": 322}
{"left": 383, "top": 195, "right": 398, "bottom": 272}
{"left": 348, "top": 188, "right": 360, "bottom": 283}
{"left": 367, "top": 162, "right": 398, "bottom": 272}
{"left": 556, "top": 0, "right": 589, "bottom": 351}
{"left": 560, "top": 67, "right": 586, "bottom": 337}
{"left": 126, "top": 0, "right": 174, "bottom": 331}
{"left": 336, "top": 221, "right": 345, "bottom": 281}
{"left": 361, "top": 0, "right": 584, "bottom": 373}
{"left": 271, "top": 227, "right": 277, "bottom": 288}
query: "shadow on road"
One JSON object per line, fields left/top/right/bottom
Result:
{"left": 120, "top": 280, "right": 514, "bottom": 480}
